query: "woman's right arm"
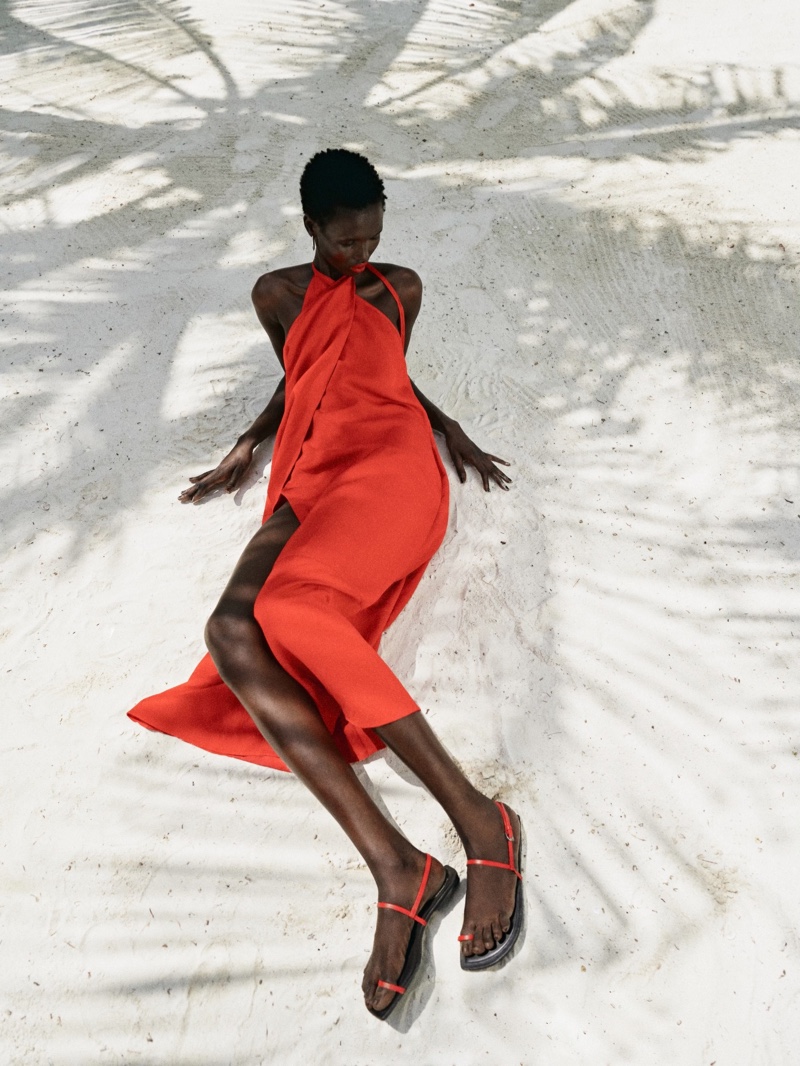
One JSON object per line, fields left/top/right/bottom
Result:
{"left": 178, "top": 377, "right": 286, "bottom": 503}
{"left": 179, "top": 274, "right": 288, "bottom": 504}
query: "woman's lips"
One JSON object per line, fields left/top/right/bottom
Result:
{"left": 350, "top": 263, "right": 368, "bottom": 273}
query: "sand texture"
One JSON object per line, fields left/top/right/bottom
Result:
{"left": 2, "top": 1, "right": 800, "bottom": 1063}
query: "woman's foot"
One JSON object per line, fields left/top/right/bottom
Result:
{"left": 458, "top": 801, "right": 522, "bottom": 962}
{"left": 362, "top": 852, "right": 447, "bottom": 1015}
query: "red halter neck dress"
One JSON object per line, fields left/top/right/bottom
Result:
{"left": 128, "top": 263, "right": 449, "bottom": 771}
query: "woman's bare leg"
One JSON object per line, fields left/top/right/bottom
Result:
{"left": 207, "top": 504, "right": 518, "bottom": 997}
{"left": 204, "top": 504, "right": 448, "bottom": 1013}
{"left": 376, "top": 714, "right": 521, "bottom": 961}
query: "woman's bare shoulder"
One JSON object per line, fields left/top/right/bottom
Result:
{"left": 372, "top": 264, "right": 423, "bottom": 315}
{"left": 252, "top": 264, "right": 313, "bottom": 313}
{"left": 373, "top": 263, "right": 422, "bottom": 293}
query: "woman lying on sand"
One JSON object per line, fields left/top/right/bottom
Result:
{"left": 129, "top": 149, "right": 523, "bottom": 1019}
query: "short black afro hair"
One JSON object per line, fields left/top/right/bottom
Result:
{"left": 300, "top": 149, "right": 386, "bottom": 226}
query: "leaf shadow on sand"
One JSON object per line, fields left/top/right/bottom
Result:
{"left": 5, "top": 0, "right": 800, "bottom": 1057}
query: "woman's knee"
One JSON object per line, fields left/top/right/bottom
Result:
{"left": 204, "top": 604, "right": 258, "bottom": 667}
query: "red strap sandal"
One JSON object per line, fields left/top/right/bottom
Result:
{"left": 368, "top": 854, "right": 459, "bottom": 1021}
{"left": 458, "top": 801, "right": 525, "bottom": 971}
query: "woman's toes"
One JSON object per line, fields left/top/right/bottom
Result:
{"left": 363, "top": 977, "right": 386, "bottom": 1012}
{"left": 469, "top": 924, "right": 489, "bottom": 953}
{"left": 369, "top": 988, "right": 387, "bottom": 1012}
{"left": 362, "top": 969, "right": 378, "bottom": 1001}
{"left": 460, "top": 925, "right": 475, "bottom": 955}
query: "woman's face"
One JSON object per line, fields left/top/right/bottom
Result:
{"left": 306, "top": 202, "right": 384, "bottom": 278}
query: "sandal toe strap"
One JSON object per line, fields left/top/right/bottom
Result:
{"left": 377, "top": 979, "right": 406, "bottom": 994}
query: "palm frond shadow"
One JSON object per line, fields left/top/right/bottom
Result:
{"left": 5, "top": 0, "right": 799, "bottom": 1051}
{"left": 4, "top": 0, "right": 798, "bottom": 563}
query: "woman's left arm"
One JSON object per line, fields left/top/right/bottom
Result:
{"left": 397, "top": 267, "right": 511, "bottom": 492}
{"left": 410, "top": 382, "right": 512, "bottom": 492}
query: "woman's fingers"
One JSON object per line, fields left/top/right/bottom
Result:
{"left": 481, "top": 463, "right": 510, "bottom": 492}
{"left": 190, "top": 481, "right": 219, "bottom": 503}
{"left": 481, "top": 454, "right": 512, "bottom": 490}
{"left": 490, "top": 464, "right": 513, "bottom": 487}
{"left": 455, "top": 447, "right": 512, "bottom": 491}
{"left": 179, "top": 446, "right": 255, "bottom": 503}
{"left": 181, "top": 482, "right": 210, "bottom": 503}
{"left": 449, "top": 445, "right": 467, "bottom": 483}
{"left": 179, "top": 468, "right": 227, "bottom": 503}
{"left": 179, "top": 483, "right": 203, "bottom": 502}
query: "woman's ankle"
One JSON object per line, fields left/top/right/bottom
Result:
{"left": 452, "top": 792, "right": 503, "bottom": 856}
{"left": 370, "top": 844, "right": 430, "bottom": 897}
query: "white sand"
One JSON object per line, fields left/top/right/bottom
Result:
{"left": 3, "top": 1, "right": 800, "bottom": 1062}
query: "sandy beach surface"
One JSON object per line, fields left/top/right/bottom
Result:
{"left": 3, "top": 1, "right": 800, "bottom": 1063}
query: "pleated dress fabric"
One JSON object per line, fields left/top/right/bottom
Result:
{"left": 128, "top": 263, "right": 449, "bottom": 771}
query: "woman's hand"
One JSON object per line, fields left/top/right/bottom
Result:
{"left": 178, "top": 439, "right": 256, "bottom": 504}
{"left": 443, "top": 422, "right": 512, "bottom": 491}
{"left": 408, "top": 380, "right": 512, "bottom": 491}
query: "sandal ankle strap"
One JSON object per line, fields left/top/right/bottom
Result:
{"left": 377, "top": 901, "right": 428, "bottom": 925}
{"left": 376, "top": 852, "right": 433, "bottom": 926}
{"left": 465, "top": 803, "right": 522, "bottom": 881}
